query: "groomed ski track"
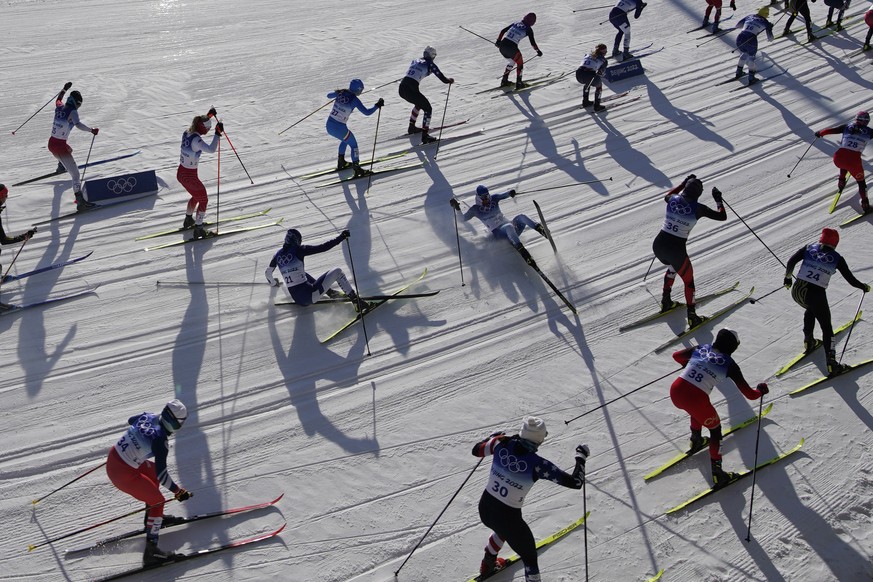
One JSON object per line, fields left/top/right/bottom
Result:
{"left": 2, "top": 1, "right": 872, "bottom": 581}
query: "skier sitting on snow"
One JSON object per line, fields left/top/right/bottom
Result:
{"left": 0, "top": 184, "right": 37, "bottom": 311}
{"left": 670, "top": 330, "right": 768, "bottom": 487}
{"left": 449, "top": 185, "right": 549, "bottom": 268}
{"left": 326, "top": 79, "right": 384, "bottom": 178}
{"left": 733, "top": 7, "right": 774, "bottom": 84}
{"left": 105, "top": 400, "right": 190, "bottom": 565}
{"left": 609, "top": 0, "right": 647, "bottom": 61}
{"left": 399, "top": 46, "right": 454, "bottom": 145}
{"left": 496, "top": 13, "right": 542, "bottom": 89}
{"left": 473, "top": 417, "right": 588, "bottom": 581}
{"left": 265, "top": 228, "right": 371, "bottom": 313}
{"left": 576, "top": 43, "right": 609, "bottom": 112}
{"left": 815, "top": 111, "right": 873, "bottom": 213}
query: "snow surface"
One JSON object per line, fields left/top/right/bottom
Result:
{"left": 2, "top": 0, "right": 872, "bottom": 581}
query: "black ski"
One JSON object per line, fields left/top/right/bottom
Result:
{"left": 515, "top": 247, "right": 577, "bottom": 315}
{"left": 532, "top": 200, "right": 557, "bottom": 253}
{"left": 11, "top": 151, "right": 141, "bottom": 187}
{"left": 93, "top": 523, "right": 285, "bottom": 581}
{"left": 1, "top": 251, "right": 93, "bottom": 283}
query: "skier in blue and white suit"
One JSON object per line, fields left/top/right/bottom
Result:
{"left": 265, "top": 228, "right": 370, "bottom": 313}
{"left": 326, "top": 79, "right": 384, "bottom": 177}
{"left": 609, "top": 0, "right": 647, "bottom": 61}
{"left": 449, "top": 185, "right": 548, "bottom": 267}
{"left": 399, "top": 46, "right": 454, "bottom": 145}
{"left": 734, "top": 7, "right": 774, "bottom": 84}
{"left": 472, "top": 417, "right": 588, "bottom": 582}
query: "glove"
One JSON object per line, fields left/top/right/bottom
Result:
{"left": 449, "top": 198, "right": 460, "bottom": 210}
{"left": 575, "top": 444, "right": 590, "bottom": 463}
{"left": 730, "top": 0, "right": 736, "bottom": 9}
{"left": 173, "top": 487, "right": 192, "bottom": 502}
{"left": 24, "top": 228, "right": 37, "bottom": 240}
{"left": 207, "top": 107, "right": 217, "bottom": 118}
{"left": 712, "top": 187, "right": 723, "bottom": 205}
{"left": 509, "top": 189, "right": 517, "bottom": 198}
{"left": 447, "top": 78, "right": 455, "bottom": 84}
{"left": 784, "top": 276, "right": 793, "bottom": 289}
{"left": 215, "top": 122, "right": 224, "bottom": 136}
{"left": 376, "top": 98, "right": 385, "bottom": 108}
{"left": 864, "top": 283, "right": 871, "bottom": 293}
{"left": 265, "top": 267, "right": 280, "bottom": 287}
{"left": 91, "top": 127, "right": 99, "bottom": 135}
{"left": 63, "top": 81, "right": 73, "bottom": 91}
{"left": 341, "top": 229, "right": 350, "bottom": 240}
{"left": 814, "top": 131, "right": 822, "bottom": 138}
{"left": 494, "top": 41, "right": 500, "bottom": 48}
{"left": 536, "top": 49, "right": 543, "bottom": 57}
{"left": 756, "top": 382, "right": 769, "bottom": 396}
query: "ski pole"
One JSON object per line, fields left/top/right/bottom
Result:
{"left": 517, "top": 178, "right": 613, "bottom": 195}
{"left": 212, "top": 111, "right": 254, "bottom": 184}
{"left": 501, "top": 53, "right": 542, "bottom": 77}
{"left": 643, "top": 256, "right": 656, "bottom": 282}
{"left": 394, "top": 458, "right": 483, "bottom": 576}
{"left": 451, "top": 205, "right": 465, "bottom": 286}
{"left": 279, "top": 99, "right": 334, "bottom": 135}
{"left": 433, "top": 83, "right": 452, "bottom": 160}
{"left": 27, "top": 496, "right": 176, "bottom": 551}
{"left": 564, "top": 367, "right": 682, "bottom": 425}
{"left": 744, "top": 393, "right": 766, "bottom": 542}
{"left": 156, "top": 281, "right": 265, "bottom": 287}
{"left": 697, "top": 28, "right": 733, "bottom": 47}
{"left": 344, "top": 235, "right": 371, "bottom": 356}
{"left": 78, "top": 133, "right": 97, "bottom": 185}
{"left": 583, "top": 478, "right": 590, "bottom": 582}
{"left": 836, "top": 290, "right": 866, "bottom": 364}
{"left": 749, "top": 285, "right": 784, "bottom": 304}
{"left": 459, "top": 25, "right": 495, "bottom": 45}
{"left": 372, "top": 77, "right": 403, "bottom": 90}
{"left": 722, "top": 198, "right": 786, "bottom": 268}
{"left": 0, "top": 234, "right": 32, "bottom": 290}
{"left": 31, "top": 461, "right": 105, "bottom": 505}
{"left": 786, "top": 136, "right": 819, "bottom": 178}
{"left": 11, "top": 83, "right": 71, "bottom": 135}
{"left": 364, "top": 106, "right": 382, "bottom": 193}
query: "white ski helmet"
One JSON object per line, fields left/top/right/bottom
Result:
{"left": 161, "top": 399, "right": 188, "bottom": 433}
{"left": 423, "top": 46, "right": 437, "bottom": 60}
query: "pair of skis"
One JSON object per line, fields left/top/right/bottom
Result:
{"left": 774, "top": 312, "right": 862, "bottom": 376}
{"left": 144, "top": 215, "right": 285, "bottom": 251}
{"left": 653, "top": 287, "right": 755, "bottom": 353}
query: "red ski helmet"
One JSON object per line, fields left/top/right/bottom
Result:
{"left": 522, "top": 12, "right": 537, "bottom": 26}
{"left": 820, "top": 227, "right": 839, "bottom": 248}
{"left": 0, "top": 184, "right": 8, "bottom": 201}
{"left": 855, "top": 111, "right": 870, "bottom": 127}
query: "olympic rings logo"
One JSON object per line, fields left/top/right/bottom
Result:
{"left": 106, "top": 177, "right": 138, "bottom": 194}
{"left": 137, "top": 417, "right": 158, "bottom": 437}
{"left": 498, "top": 448, "right": 528, "bottom": 473}
{"left": 668, "top": 200, "right": 693, "bottom": 215}
{"left": 698, "top": 345, "right": 726, "bottom": 365}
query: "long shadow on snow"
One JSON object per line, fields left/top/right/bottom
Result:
{"left": 591, "top": 114, "right": 671, "bottom": 189}
{"left": 643, "top": 79, "right": 734, "bottom": 154}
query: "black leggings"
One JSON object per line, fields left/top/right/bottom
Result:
{"left": 398, "top": 78, "right": 431, "bottom": 114}
{"left": 478, "top": 492, "right": 538, "bottom": 574}
{"left": 792, "top": 280, "right": 834, "bottom": 350}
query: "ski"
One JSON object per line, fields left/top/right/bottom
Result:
{"left": 0, "top": 287, "right": 97, "bottom": 316}
{"left": 516, "top": 248, "right": 577, "bottom": 315}
{"left": 714, "top": 62, "right": 775, "bottom": 86}
{"left": 407, "top": 128, "right": 485, "bottom": 151}
{"left": 314, "top": 161, "right": 424, "bottom": 188}
{"left": 828, "top": 188, "right": 845, "bottom": 214}
{"left": 589, "top": 95, "right": 643, "bottom": 113}
{"left": 298, "top": 152, "right": 409, "bottom": 180}
{"left": 622, "top": 47, "right": 664, "bottom": 60}
{"left": 653, "top": 287, "right": 754, "bottom": 353}
{"left": 490, "top": 72, "right": 570, "bottom": 98}
{"left": 93, "top": 523, "right": 286, "bottom": 581}
{"left": 618, "top": 282, "right": 740, "bottom": 332}
{"left": 65, "top": 493, "right": 284, "bottom": 555}
{"left": 728, "top": 71, "right": 788, "bottom": 91}
{"left": 464, "top": 513, "right": 589, "bottom": 582}
{"left": 321, "top": 269, "right": 429, "bottom": 343}
{"left": 788, "top": 357, "right": 873, "bottom": 396}
{"left": 840, "top": 208, "right": 872, "bottom": 227}
{"left": 696, "top": 28, "right": 734, "bottom": 41}
{"left": 144, "top": 219, "right": 284, "bottom": 251}
{"left": 644, "top": 403, "right": 774, "bottom": 481}
{"left": 687, "top": 14, "right": 734, "bottom": 33}
{"left": 475, "top": 73, "right": 554, "bottom": 94}
{"left": 1, "top": 251, "right": 93, "bottom": 283}
{"left": 389, "top": 119, "right": 471, "bottom": 140}
{"left": 33, "top": 194, "right": 156, "bottom": 226}
{"left": 134, "top": 208, "right": 272, "bottom": 241}
{"left": 648, "top": 570, "right": 665, "bottom": 581}
{"left": 665, "top": 438, "right": 805, "bottom": 514}
{"left": 775, "top": 312, "right": 862, "bottom": 376}
{"left": 11, "top": 151, "right": 141, "bottom": 187}
{"left": 601, "top": 90, "right": 630, "bottom": 102}
{"left": 532, "top": 200, "right": 557, "bottom": 253}
{"left": 276, "top": 290, "right": 440, "bottom": 306}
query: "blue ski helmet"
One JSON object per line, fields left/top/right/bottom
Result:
{"left": 349, "top": 78, "right": 364, "bottom": 96}
{"left": 475, "top": 185, "right": 490, "bottom": 206}
{"left": 285, "top": 228, "right": 302, "bottom": 247}
{"left": 66, "top": 90, "right": 83, "bottom": 109}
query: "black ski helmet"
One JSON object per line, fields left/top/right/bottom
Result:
{"left": 713, "top": 329, "right": 740, "bottom": 355}
{"left": 285, "top": 228, "right": 302, "bottom": 247}
{"left": 683, "top": 178, "right": 703, "bottom": 199}
{"left": 66, "top": 90, "right": 83, "bottom": 109}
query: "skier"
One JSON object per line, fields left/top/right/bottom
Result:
{"left": 670, "top": 329, "right": 769, "bottom": 487}
{"left": 864, "top": 4, "right": 873, "bottom": 50}
{"left": 472, "top": 417, "right": 588, "bottom": 581}
{"left": 47, "top": 83, "right": 99, "bottom": 211}
{"left": 0, "top": 184, "right": 37, "bottom": 310}
{"left": 824, "top": 0, "right": 849, "bottom": 30}
{"left": 576, "top": 43, "right": 609, "bottom": 112}
{"left": 326, "top": 79, "right": 384, "bottom": 178}
{"left": 177, "top": 109, "right": 223, "bottom": 239}
{"left": 399, "top": 46, "right": 454, "bottom": 145}
{"left": 814, "top": 111, "right": 873, "bottom": 213}
{"left": 734, "top": 7, "right": 775, "bottom": 84}
{"left": 703, "top": 0, "right": 736, "bottom": 32}
{"left": 495, "top": 13, "right": 542, "bottom": 89}
{"left": 782, "top": 0, "right": 817, "bottom": 43}
{"left": 652, "top": 175, "right": 726, "bottom": 328}
{"left": 449, "top": 185, "right": 549, "bottom": 268}
{"left": 105, "top": 399, "right": 191, "bottom": 565}
{"left": 609, "top": 0, "right": 648, "bottom": 61}
{"left": 783, "top": 228, "right": 870, "bottom": 375}
{"left": 265, "top": 228, "right": 371, "bottom": 313}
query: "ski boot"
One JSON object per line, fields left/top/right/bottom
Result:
{"left": 479, "top": 552, "right": 507, "bottom": 579}
{"left": 861, "top": 194, "right": 871, "bottom": 214}
{"left": 525, "top": 572, "right": 542, "bottom": 582}
{"left": 192, "top": 225, "right": 214, "bottom": 240}
{"left": 420, "top": 130, "right": 438, "bottom": 145}
{"left": 325, "top": 288, "right": 345, "bottom": 299}
{"left": 352, "top": 163, "right": 373, "bottom": 178}
{"left": 734, "top": 65, "right": 744, "bottom": 79}
{"left": 612, "top": 46, "right": 621, "bottom": 58}
{"left": 515, "top": 79, "right": 528, "bottom": 90}
{"left": 702, "top": 17, "right": 710, "bottom": 28}
{"left": 826, "top": 349, "right": 849, "bottom": 376}
{"left": 807, "top": 33, "right": 817, "bottom": 43}
{"left": 687, "top": 305, "right": 704, "bottom": 328}
{"left": 407, "top": 122, "right": 422, "bottom": 135}
{"left": 593, "top": 101, "right": 606, "bottom": 113}
{"left": 689, "top": 429, "right": 708, "bottom": 452}
{"left": 337, "top": 154, "right": 351, "bottom": 171}
{"left": 582, "top": 96, "right": 593, "bottom": 108}
{"left": 534, "top": 223, "right": 547, "bottom": 237}
{"left": 621, "top": 50, "right": 634, "bottom": 61}
{"left": 161, "top": 514, "right": 185, "bottom": 527}
{"left": 660, "top": 291, "right": 675, "bottom": 313}
{"left": 182, "top": 215, "right": 195, "bottom": 230}
{"left": 803, "top": 337, "right": 819, "bottom": 354}
{"left": 863, "top": 44, "right": 871, "bottom": 51}
{"left": 500, "top": 72, "right": 512, "bottom": 87}
{"left": 711, "top": 458, "right": 739, "bottom": 488}
{"left": 143, "top": 540, "right": 180, "bottom": 566}
{"left": 74, "top": 191, "right": 96, "bottom": 211}
{"left": 825, "top": 19, "right": 833, "bottom": 27}
{"left": 347, "top": 292, "right": 372, "bottom": 314}
{"left": 747, "top": 73, "right": 759, "bottom": 85}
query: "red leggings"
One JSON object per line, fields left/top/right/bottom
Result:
{"left": 833, "top": 148, "right": 864, "bottom": 182}
{"left": 106, "top": 447, "right": 165, "bottom": 518}
{"left": 670, "top": 378, "right": 722, "bottom": 460}
{"left": 177, "top": 165, "right": 208, "bottom": 214}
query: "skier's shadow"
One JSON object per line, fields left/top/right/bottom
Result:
{"left": 642, "top": 79, "right": 734, "bottom": 152}
{"left": 591, "top": 114, "right": 671, "bottom": 189}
